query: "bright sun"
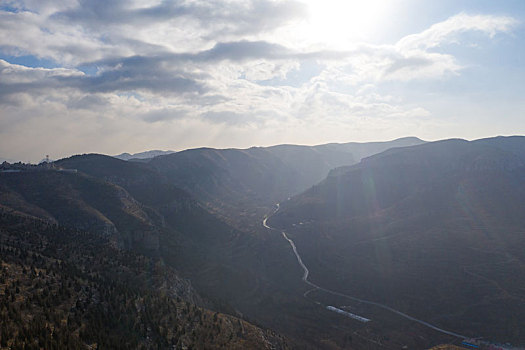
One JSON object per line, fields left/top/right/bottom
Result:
{"left": 299, "top": 0, "right": 392, "bottom": 47}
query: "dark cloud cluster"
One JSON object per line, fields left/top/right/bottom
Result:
{"left": 55, "top": 0, "right": 306, "bottom": 36}
{"left": 88, "top": 40, "right": 295, "bottom": 67}
{"left": 0, "top": 39, "right": 341, "bottom": 100}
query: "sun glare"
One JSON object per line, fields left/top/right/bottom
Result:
{"left": 300, "top": 0, "right": 392, "bottom": 47}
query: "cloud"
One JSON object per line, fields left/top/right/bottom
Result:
{"left": 66, "top": 94, "right": 111, "bottom": 110}
{"left": 63, "top": 70, "right": 207, "bottom": 95}
{"left": 380, "top": 51, "right": 461, "bottom": 81}
{"left": 140, "top": 107, "right": 190, "bottom": 123}
{"left": 314, "top": 14, "right": 516, "bottom": 85}
{"left": 0, "top": 4, "right": 520, "bottom": 161}
{"left": 397, "top": 13, "right": 518, "bottom": 51}
{"left": 381, "top": 14, "right": 517, "bottom": 81}
{"left": 0, "top": 57, "right": 207, "bottom": 98}
{"left": 55, "top": 0, "right": 306, "bottom": 36}
{"left": 201, "top": 111, "right": 249, "bottom": 125}
{"left": 87, "top": 40, "right": 295, "bottom": 68}
{"left": 195, "top": 40, "right": 293, "bottom": 62}
{"left": 384, "top": 56, "right": 434, "bottom": 75}
{"left": 0, "top": 0, "right": 306, "bottom": 66}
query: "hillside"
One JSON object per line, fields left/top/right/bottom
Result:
{"left": 0, "top": 168, "right": 166, "bottom": 253}
{"left": 0, "top": 210, "right": 289, "bottom": 349}
{"left": 0, "top": 160, "right": 278, "bottom": 311}
{"left": 148, "top": 137, "right": 425, "bottom": 230}
{"left": 4, "top": 137, "right": 524, "bottom": 349}
{"left": 0, "top": 159, "right": 325, "bottom": 348}
{"left": 269, "top": 136, "right": 525, "bottom": 345}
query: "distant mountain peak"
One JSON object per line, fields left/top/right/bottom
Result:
{"left": 114, "top": 149, "right": 175, "bottom": 160}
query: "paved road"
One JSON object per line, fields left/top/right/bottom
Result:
{"left": 263, "top": 203, "right": 467, "bottom": 339}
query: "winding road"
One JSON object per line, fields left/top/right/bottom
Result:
{"left": 263, "top": 203, "right": 467, "bottom": 339}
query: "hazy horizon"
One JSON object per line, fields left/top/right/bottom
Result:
{"left": 3, "top": 134, "right": 525, "bottom": 164}
{"left": 2, "top": 1, "right": 525, "bottom": 162}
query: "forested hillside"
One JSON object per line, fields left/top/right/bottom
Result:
{"left": 0, "top": 210, "right": 289, "bottom": 349}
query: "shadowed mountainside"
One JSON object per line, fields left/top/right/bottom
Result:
{"left": 9, "top": 156, "right": 281, "bottom": 314}
{"left": 1, "top": 155, "right": 325, "bottom": 347}
{"left": 5, "top": 136, "right": 524, "bottom": 348}
{"left": 0, "top": 170, "right": 162, "bottom": 252}
{"left": 269, "top": 136, "right": 525, "bottom": 345}
{"left": 0, "top": 210, "right": 289, "bottom": 349}
{"left": 148, "top": 137, "right": 425, "bottom": 229}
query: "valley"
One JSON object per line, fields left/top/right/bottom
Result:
{"left": 1, "top": 136, "right": 525, "bottom": 349}
{"left": 268, "top": 137, "right": 525, "bottom": 348}
{"left": 263, "top": 203, "right": 467, "bottom": 339}
{"left": 3, "top": 1, "right": 525, "bottom": 349}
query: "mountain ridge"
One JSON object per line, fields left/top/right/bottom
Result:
{"left": 3, "top": 136, "right": 524, "bottom": 348}
{"left": 114, "top": 150, "right": 176, "bottom": 161}
{"left": 268, "top": 136, "right": 525, "bottom": 345}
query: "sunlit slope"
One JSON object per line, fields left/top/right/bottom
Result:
{"left": 269, "top": 136, "right": 525, "bottom": 345}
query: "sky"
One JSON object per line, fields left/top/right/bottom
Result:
{"left": 1, "top": 0, "right": 525, "bottom": 162}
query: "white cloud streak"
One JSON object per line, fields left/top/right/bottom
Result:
{"left": 397, "top": 13, "right": 518, "bottom": 51}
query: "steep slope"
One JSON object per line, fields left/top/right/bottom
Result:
{"left": 149, "top": 147, "right": 298, "bottom": 207}
{"left": 0, "top": 170, "right": 161, "bottom": 252}
{"left": 149, "top": 137, "right": 425, "bottom": 229}
{"left": 14, "top": 156, "right": 314, "bottom": 347}
{"left": 53, "top": 154, "right": 270, "bottom": 290}
{"left": 55, "top": 154, "right": 190, "bottom": 209}
{"left": 0, "top": 210, "right": 290, "bottom": 349}
{"left": 265, "top": 136, "right": 425, "bottom": 189}
{"left": 269, "top": 137, "right": 525, "bottom": 345}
